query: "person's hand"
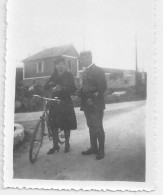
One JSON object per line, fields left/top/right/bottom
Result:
{"left": 87, "top": 98, "right": 93, "bottom": 106}
{"left": 52, "top": 84, "right": 62, "bottom": 92}
{"left": 28, "top": 86, "right": 34, "bottom": 91}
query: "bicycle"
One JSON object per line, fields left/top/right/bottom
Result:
{"left": 29, "top": 95, "right": 65, "bottom": 163}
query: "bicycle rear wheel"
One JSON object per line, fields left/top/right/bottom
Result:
{"left": 29, "top": 119, "right": 44, "bottom": 163}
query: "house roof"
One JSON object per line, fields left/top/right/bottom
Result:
{"left": 23, "top": 44, "right": 79, "bottom": 62}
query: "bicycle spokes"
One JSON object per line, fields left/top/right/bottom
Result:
{"left": 29, "top": 120, "right": 44, "bottom": 163}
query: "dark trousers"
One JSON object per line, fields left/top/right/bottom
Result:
{"left": 84, "top": 109, "right": 105, "bottom": 151}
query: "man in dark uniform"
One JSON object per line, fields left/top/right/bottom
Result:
{"left": 79, "top": 62, "right": 107, "bottom": 160}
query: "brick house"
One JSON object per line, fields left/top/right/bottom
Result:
{"left": 22, "top": 44, "right": 79, "bottom": 87}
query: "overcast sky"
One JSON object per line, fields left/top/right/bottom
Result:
{"left": 7, "top": 0, "right": 153, "bottom": 71}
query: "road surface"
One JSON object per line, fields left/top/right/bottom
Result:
{"left": 14, "top": 101, "right": 146, "bottom": 181}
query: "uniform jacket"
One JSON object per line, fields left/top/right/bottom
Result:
{"left": 44, "top": 70, "right": 77, "bottom": 130}
{"left": 80, "top": 64, "right": 107, "bottom": 112}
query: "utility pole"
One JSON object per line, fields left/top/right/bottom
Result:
{"left": 82, "top": 33, "right": 85, "bottom": 51}
{"left": 135, "top": 35, "right": 138, "bottom": 93}
{"left": 135, "top": 36, "right": 138, "bottom": 72}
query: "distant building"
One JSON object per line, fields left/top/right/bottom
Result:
{"left": 22, "top": 46, "right": 146, "bottom": 91}
{"left": 78, "top": 66, "right": 140, "bottom": 90}
{"left": 102, "top": 68, "right": 136, "bottom": 90}
{"left": 22, "top": 44, "right": 79, "bottom": 86}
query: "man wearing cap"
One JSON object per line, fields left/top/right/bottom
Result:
{"left": 79, "top": 60, "right": 107, "bottom": 160}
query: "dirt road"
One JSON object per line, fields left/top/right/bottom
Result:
{"left": 14, "top": 101, "right": 146, "bottom": 181}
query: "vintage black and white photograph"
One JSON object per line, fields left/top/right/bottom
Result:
{"left": 4, "top": 0, "right": 154, "bottom": 190}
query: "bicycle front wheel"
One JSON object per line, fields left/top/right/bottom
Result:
{"left": 29, "top": 119, "right": 44, "bottom": 163}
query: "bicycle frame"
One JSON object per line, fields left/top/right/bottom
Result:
{"left": 33, "top": 95, "right": 60, "bottom": 140}
{"left": 29, "top": 95, "right": 64, "bottom": 163}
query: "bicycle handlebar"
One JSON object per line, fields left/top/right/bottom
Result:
{"left": 33, "top": 95, "right": 61, "bottom": 103}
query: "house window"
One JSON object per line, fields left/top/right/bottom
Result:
{"left": 37, "top": 62, "right": 44, "bottom": 73}
{"left": 68, "top": 60, "right": 71, "bottom": 71}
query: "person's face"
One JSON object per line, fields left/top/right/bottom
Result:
{"left": 56, "top": 61, "right": 66, "bottom": 75}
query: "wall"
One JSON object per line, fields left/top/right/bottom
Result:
{"left": 23, "top": 77, "right": 50, "bottom": 87}
{"left": 24, "top": 57, "right": 55, "bottom": 79}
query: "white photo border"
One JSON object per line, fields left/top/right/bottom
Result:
{"left": 3, "top": 0, "right": 156, "bottom": 191}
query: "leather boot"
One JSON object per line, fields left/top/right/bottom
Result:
{"left": 64, "top": 130, "right": 70, "bottom": 153}
{"left": 96, "top": 131, "right": 105, "bottom": 160}
{"left": 81, "top": 131, "right": 98, "bottom": 155}
{"left": 47, "top": 129, "right": 60, "bottom": 154}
